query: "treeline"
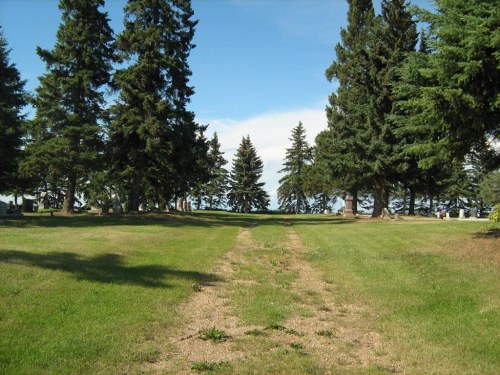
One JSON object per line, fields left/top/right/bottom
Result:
{"left": 1, "top": 0, "right": 499, "bottom": 216}
{"left": 310, "top": 0, "right": 499, "bottom": 217}
{"left": 0, "top": 0, "right": 267, "bottom": 214}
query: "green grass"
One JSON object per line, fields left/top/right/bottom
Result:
{"left": 0, "top": 213, "right": 239, "bottom": 375}
{"left": 1, "top": 213, "right": 498, "bottom": 374}
{"left": 295, "top": 219, "right": 500, "bottom": 374}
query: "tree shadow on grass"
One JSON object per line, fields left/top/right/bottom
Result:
{"left": 2, "top": 211, "right": 355, "bottom": 229}
{"left": 0, "top": 250, "right": 222, "bottom": 288}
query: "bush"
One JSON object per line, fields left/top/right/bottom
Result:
{"left": 488, "top": 204, "right": 500, "bottom": 222}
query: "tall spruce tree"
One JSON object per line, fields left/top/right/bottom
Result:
{"left": 277, "top": 122, "right": 313, "bottom": 214}
{"left": 227, "top": 136, "right": 269, "bottom": 213}
{"left": 0, "top": 29, "right": 27, "bottom": 194}
{"left": 408, "top": 0, "right": 499, "bottom": 166}
{"left": 203, "top": 132, "right": 229, "bottom": 209}
{"left": 324, "top": 0, "right": 417, "bottom": 216}
{"left": 109, "top": 0, "right": 202, "bottom": 211}
{"left": 23, "top": 0, "right": 114, "bottom": 212}
{"left": 323, "top": 0, "right": 376, "bottom": 214}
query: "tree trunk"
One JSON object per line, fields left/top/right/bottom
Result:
{"left": 62, "top": 172, "right": 77, "bottom": 213}
{"left": 408, "top": 186, "right": 416, "bottom": 215}
{"left": 372, "top": 179, "right": 385, "bottom": 217}
{"left": 128, "top": 169, "right": 142, "bottom": 211}
{"left": 352, "top": 188, "right": 358, "bottom": 215}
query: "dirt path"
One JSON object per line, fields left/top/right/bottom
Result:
{"left": 150, "top": 223, "right": 402, "bottom": 374}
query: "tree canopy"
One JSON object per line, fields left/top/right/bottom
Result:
{"left": 227, "top": 136, "right": 269, "bottom": 213}
{"left": 0, "top": 28, "right": 26, "bottom": 194}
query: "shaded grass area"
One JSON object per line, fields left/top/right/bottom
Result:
{"left": 295, "top": 220, "right": 500, "bottom": 374}
{"left": 0, "top": 213, "right": 239, "bottom": 375}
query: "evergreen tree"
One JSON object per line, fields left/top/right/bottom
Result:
{"left": 22, "top": 0, "right": 114, "bottom": 212}
{"left": 302, "top": 161, "right": 339, "bottom": 213}
{"left": 277, "top": 122, "right": 313, "bottom": 213}
{"left": 408, "top": 0, "right": 499, "bottom": 166}
{"left": 109, "top": 0, "right": 202, "bottom": 211}
{"left": 323, "top": 0, "right": 376, "bottom": 215}
{"left": 0, "top": 28, "right": 27, "bottom": 193}
{"left": 324, "top": 0, "right": 417, "bottom": 216}
{"left": 227, "top": 136, "right": 269, "bottom": 213}
{"left": 203, "top": 132, "right": 228, "bottom": 209}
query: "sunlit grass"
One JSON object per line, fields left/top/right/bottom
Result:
{"left": 295, "top": 219, "right": 500, "bottom": 374}
{"left": 0, "top": 213, "right": 238, "bottom": 375}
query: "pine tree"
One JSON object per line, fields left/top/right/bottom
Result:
{"left": 323, "top": 0, "right": 377, "bottom": 214}
{"left": 277, "top": 122, "right": 313, "bottom": 213}
{"left": 302, "top": 161, "right": 339, "bottom": 213}
{"left": 22, "top": 0, "right": 114, "bottom": 212}
{"left": 109, "top": 0, "right": 203, "bottom": 211}
{"left": 227, "top": 136, "right": 269, "bottom": 213}
{"left": 0, "top": 28, "right": 27, "bottom": 193}
{"left": 204, "top": 132, "right": 229, "bottom": 209}
{"left": 323, "top": 0, "right": 417, "bottom": 216}
{"left": 409, "top": 0, "right": 499, "bottom": 165}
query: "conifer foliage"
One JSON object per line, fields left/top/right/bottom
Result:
{"left": 204, "top": 132, "right": 229, "bottom": 209}
{"left": 23, "top": 0, "right": 114, "bottom": 212}
{"left": 227, "top": 136, "right": 269, "bottom": 213}
{"left": 0, "top": 29, "right": 26, "bottom": 193}
{"left": 109, "top": 0, "right": 203, "bottom": 211}
{"left": 277, "top": 122, "right": 313, "bottom": 214}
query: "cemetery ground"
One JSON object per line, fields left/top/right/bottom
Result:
{"left": 0, "top": 212, "right": 499, "bottom": 374}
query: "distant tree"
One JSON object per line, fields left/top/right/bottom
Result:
{"left": 227, "top": 136, "right": 269, "bottom": 213}
{"left": 277, "top": 122, "right": 313, "bottom": 213}
{"left": 479, "top": 171, "right": 500, "bottom": 206}
{"left": 22, "top": 0, "right": 114, "bottom": 212}
{"left": 203, "top": 132, "right": 229, "bottom": 209}
{"left": 109, "top": 0, "right": 203, "bottom": 211}
{"left": 0, "top": 28, "right": 27, "bottom": 194}
{"left": 302, "top": 161, "right": 339, "bottom": 213}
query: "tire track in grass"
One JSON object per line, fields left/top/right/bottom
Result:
{"left": 148, "top": 222, "right": 402, "bottom": 374}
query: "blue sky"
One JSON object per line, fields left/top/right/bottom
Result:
{"left": 0, "top": 0, "right": 431, "bottom": 208}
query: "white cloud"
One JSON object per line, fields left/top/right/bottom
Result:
{"left": 198, "top": 103, "right": 328, "bottom": 209}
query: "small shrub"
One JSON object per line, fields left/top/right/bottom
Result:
{"left": 265, "top": 322, "right": 286, "bottom": 331}
{"left": 316, "top": 329, "right": 335, "bottom": 338}
{"left": 199, "top": 327, "right": 230, "bottom": 342}
{"left": 290, "top": 342, "right": 305, "bottom": 350}
{"left": 488, "top": 204, "right": 500, "bottom": 222}
{"left": 191, "top": 360, "right": 229, "bottom": 372}
{"left": 191, "top": 282, "right": 202, "bottom": 292}
{"left": 245, "top": 328, "right": 268, "bottom": 337}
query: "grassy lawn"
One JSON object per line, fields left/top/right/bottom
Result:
{"left": 295, "top": 218, "right": 500, "bottom": 374}
{"left": 1, "top": 212, "right": 499, "bottom": 374}
{"left": 0, "top": 213, "right": 239, "bottom": 375}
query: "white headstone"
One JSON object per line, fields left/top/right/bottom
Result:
{"left": 459, "top": 209, "right": 465, "bottom": 219}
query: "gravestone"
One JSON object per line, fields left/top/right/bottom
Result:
{"left": 470, "top": 208, "right": 477, "bottom": 218}
{"left": 382, "top": 207, "right": 391, "bottom": 220}
{"left": 395, "top": 213, "right": 401, "bottom": 221}
{"left": 113, "top": 199, "right": 122, "bottom": 215}
{"left": 343, "top": 195, "right": 354, "bottom": 217}
{"left": 0, "top": 201, "right": 7, "bottom": 216}
{"left": 23, "top": 199, "right": 34, "bottom": 213}
{"left": 459, "top": 209, "right": 465, "bottom": 220}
